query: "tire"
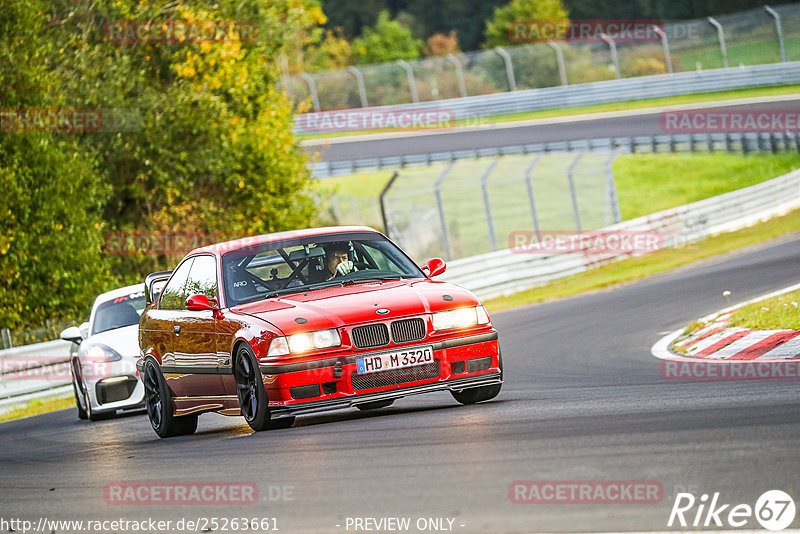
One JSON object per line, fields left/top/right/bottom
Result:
{"left": 143, "top": 358, "right": 198, "bottom": 438}
{"left": 451, "top": 351, "right": 503, "bottom": 405}
{"left": 233, "top": 344, "right": 294, "bottom": 431}
{"left": 72, "top": 379, "right": 88, "bottom": 420}
{"left": 355, "top": 399, "right": 394, "bottom": 411}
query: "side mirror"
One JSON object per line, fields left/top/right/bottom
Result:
{"left": 186, "top": 294, "right": 219, "bottom": 312}
{"left": 145, "top": 270, "right": 173, "bottom": 305}
{"left": 60, "top": 326, "right": 83, "bottom": 345}
{"left": 79, "top": 322, "right": 90, "bottom": 340}
{"left": 423, "top": 257, "right": 446, "bottom": 277}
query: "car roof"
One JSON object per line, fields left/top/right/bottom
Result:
{"left": 189, "top": 225, "right": 381, "bottom": 256}
{"left": 93, "top": 283, "right": 145, "bottom": 307}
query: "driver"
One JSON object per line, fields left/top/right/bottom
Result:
{"left": 322, "top": 241, "right": 358, "bottom": 279}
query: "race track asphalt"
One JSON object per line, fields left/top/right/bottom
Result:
{"left": 2, "top": 234, "right": 799, "bottom": 533}
{"left": 306, "top": 97, "right": 800, "bottom": 163}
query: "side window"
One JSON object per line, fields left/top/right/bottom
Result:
{"left": 160, "top": 258, "right": 194, "bottom": 310}
{"left": 184, "top": 255, "right": 218, "bottom": 301}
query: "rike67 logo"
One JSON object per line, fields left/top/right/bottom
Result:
{"left": 668, "top": 490, "right": 796, "bottom": 531}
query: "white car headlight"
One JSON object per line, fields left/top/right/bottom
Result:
{"left": 84, "top": 344, "right": 123, "bottom": 362}
{"left": 432, "top": 306, "right": 490, "bottom": 331}
{"left": 266, "top": 329, "right": 342, "bottom": 359}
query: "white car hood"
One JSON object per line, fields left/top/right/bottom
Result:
{"left": 85, "top": 324, "right": 139, "bottom": 358}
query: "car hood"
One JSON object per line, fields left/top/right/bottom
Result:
{"left": 230, "top": 279, "right": 479, "bottom": 335}
{"left": 84, "top": 324, "right": 139, "bottom": 358}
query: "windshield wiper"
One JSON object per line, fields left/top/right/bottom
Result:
{"left": 340, "top": 274, "right": 403, "bottom": 286}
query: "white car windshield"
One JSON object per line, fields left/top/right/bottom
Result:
{"left": 92, "top": 291, "right": 146, "bottom": 335}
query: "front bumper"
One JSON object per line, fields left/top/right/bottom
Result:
{"left": 270, "top": 371, "right": 501, "bottom": 418}
{"left": 261, "top": 331, "right": 501, "bottom": 417}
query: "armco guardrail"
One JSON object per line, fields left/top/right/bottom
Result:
{"left": 295, "top": 62, "right": 800, "bottom": 136}
{"left": 312, "top": 131, "right": 800, "bottom": 178}
{"left": 0, "top": 339, "right": 73, "bottom": 412}
{"left": 441, "top": 168, "right": 800, "bottom": 300}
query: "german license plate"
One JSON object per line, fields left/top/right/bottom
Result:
{"left": 356, "top": 346, "right": 434, "bottom": 374}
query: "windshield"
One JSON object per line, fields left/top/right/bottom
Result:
{"left": 221, "top": 232, "right": 423, "bottom": 307}
{"left": 91, "top": 290, "right": 146, "bottom": 335}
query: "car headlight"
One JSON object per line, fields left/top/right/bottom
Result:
{"left": 84, "top": 343, "right": 123, "bottom": 362}
{"left": 432, "top": 306, "right": 491, "bottom": 331}
{"left": 266, "top": 329, "right": 341, "bottom": 359}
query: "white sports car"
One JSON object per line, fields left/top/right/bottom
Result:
{"left": 60, "top": 284, "right": 146, "bottom": 420}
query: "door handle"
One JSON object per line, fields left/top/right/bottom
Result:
{"left": 173, "top": 325, "right": 181, "bottom": 334}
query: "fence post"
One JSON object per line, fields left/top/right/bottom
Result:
{"left": 524, "top": 153, "right": 544, "bottom": 241}
{"left": 494, "top": 47, "right": 517, "bottom": 91}
{"left": 707, "top": 17, "right": 730, "bottom": 68}
{"left": 652, "top": 25, "right": 673, "bottom": 74}
{"left": 1, "top": 328, "right": 11, "bottom": 349}
{"left": 567, "top": 152, "right": 584, "bottom": 233}
{"left": 347, "top": 66, "right": 369, "bottom": 108}
{"left": 298, "top": 72, "right": 321, "bottom": 112}
{"left": 480, "top": 158, "right": 501, "bottom": 251}
{"left": 546, "top": 40, "right": 568, "bottom": 85}
{"left": 434, "top": 163, "right": 455, "bottom": 260}
{"left": 605, "top": 148, "right": 623, "bottom": 226}
{"left": 600, "top": 33, "right": 621, "bottom": 79}
{"left": 378, "top": 171, "right": 400, "bottom": 237}
{"left": 764, "top": 6, "right": 787, "bottom": 63}
{"left": 447, "top": 54, "right": 468, "bottom": 98}
{"left": 397, "top": 60, "right": 420, "bottom": 104}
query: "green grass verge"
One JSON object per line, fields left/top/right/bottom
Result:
{"left": 297, "top": 84, "right": 800, "bottom": 141}
{"left": 615, "top": 153, "right": 800, "bottom": 220}
{"left": 483, "top": 207, "right": 800, "bottom": 313}
{"left": 0, "top": 395, "right": 73, "bottom": 422}
{"left": 674, "top": 35, "right": 800, "bottom": 72}
{"left": 728, "top": 289, "right": 800, "bottom": 330}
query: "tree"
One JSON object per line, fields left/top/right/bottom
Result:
{"left": 425, "top": 31, "right": 460, "bottom": 56}
{"left": 0, "top": 0, "right": 110, "bottom": 330}
{"left": 320, "top": 0, "right": 389, "bottom": 39}
{"left": 484, "top": 0, "right": 569, "bottom": 48}
{"left": 48, "top": 0, "right": 322, "bottom": 280}
{"left": 1, "top": 0, "right": 326, "bottom": 333}
{"left": 352, "top": 11, "right": 422, "bottom": 65}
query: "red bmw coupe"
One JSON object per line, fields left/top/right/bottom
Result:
{"left": 137, "top": 226, "right": 502, "bottom": 438}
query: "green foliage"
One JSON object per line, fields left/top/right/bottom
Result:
{"left": 1, "top": 0, "right": 323, "bottom": 334}
{"left": 0, "top": 0, "right": 111, "bottom": 330}
{"left": 484, "top": 0, "right": 569, "bottom": 48}
{"left": 353, "top": 11, "right": 422, "bottom": 65}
